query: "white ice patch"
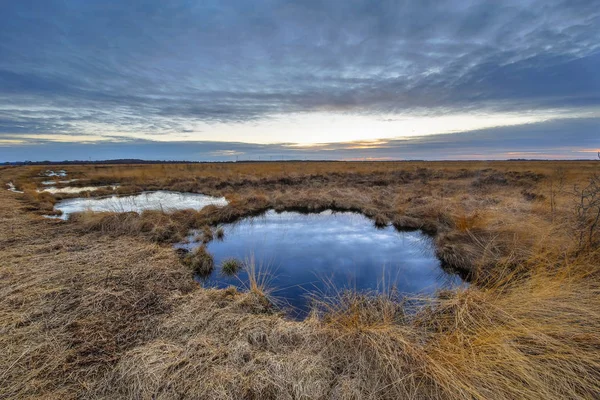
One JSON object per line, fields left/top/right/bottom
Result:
{"left": 42, "top": 170, "right": 67, "bottom": 177}
{"left": 6, "top": 182, "right": 23, "bottom": 193}
{"left": 41, "top": 179, "right": 79, "bottom": 185}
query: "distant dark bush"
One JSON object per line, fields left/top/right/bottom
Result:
{"left": 521, "top": 190, "right": 546, "bottom": 202}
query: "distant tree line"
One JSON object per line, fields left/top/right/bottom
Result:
{"left": 3, "top": 158, "right": 598, "bottom": 166}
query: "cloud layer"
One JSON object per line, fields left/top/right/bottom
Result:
{"left": 0, "top": 0, "right": 599, "bottom": 158}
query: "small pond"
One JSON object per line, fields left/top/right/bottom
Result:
{"left": 179, "top": 210, "right": 465, "bottom": 318}
{"left": 51, "top": 190, "right": 228, "bottom": 220}
{"left": 38, "top": 185, "right": 119, "bottom": 194}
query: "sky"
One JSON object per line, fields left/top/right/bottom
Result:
{"left": 0, "top": 0, "right": 599, "bottom": 162}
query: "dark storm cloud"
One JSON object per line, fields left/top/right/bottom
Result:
{"left": 0, "top": 0, "right": 599, "bottom": 140}
{"left": 2, "top": 118, "right": 598, "bottom": 162}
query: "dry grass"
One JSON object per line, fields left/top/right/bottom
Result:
{"left": 1, "top": 161, "right": 599, "bottom": 399}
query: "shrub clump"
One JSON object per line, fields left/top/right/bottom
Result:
{"left": 521, "top": 189, "right": 546, "bottom": 202}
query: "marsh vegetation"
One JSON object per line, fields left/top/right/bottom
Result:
{"left": 1, "top": 160, "right": 599, "bottom": 399}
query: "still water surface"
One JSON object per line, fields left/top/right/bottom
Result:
{"left": 51, "top": 190, "right": 228, "bottom": 220}
{"left": 180, "top": 210, "right": 465, "bottom": 318}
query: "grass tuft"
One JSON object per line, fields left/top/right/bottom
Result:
{"left": 201, "top": 225, "right": 213, "bottom": 243}
{"left": 183, "top": 245, "right": 214, "bottom": 277}
{"left": 220, "top": 257, "right": 242, "bottom": 276}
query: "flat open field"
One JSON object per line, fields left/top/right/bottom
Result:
{"left": 1, "top": 161, "right": 599, "bottom": 399}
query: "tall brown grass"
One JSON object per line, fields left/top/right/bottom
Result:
{"left": 102, "top": 252, "right": 599, "bottom": 399}
{"left": 1, "top": 161, "right": 599, "bottom": 399}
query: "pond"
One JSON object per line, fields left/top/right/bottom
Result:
{"left": 179, "top": 210, "right": 465, "bottom": 318}
{"left": 50, "top": 190, "right": 228, "bottom": 220}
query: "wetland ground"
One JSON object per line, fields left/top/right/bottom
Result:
{"left": 1, "top": 160, "right": 599, "bottom": 399}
